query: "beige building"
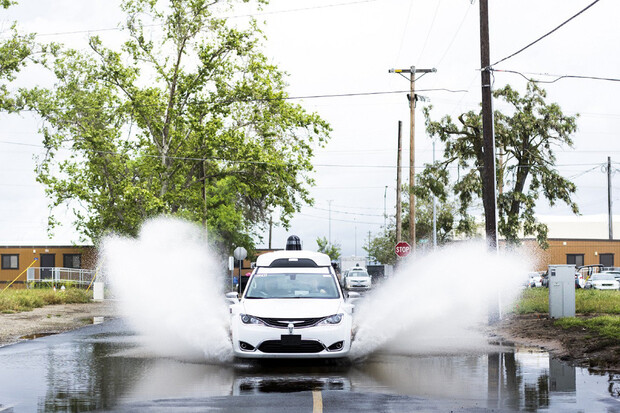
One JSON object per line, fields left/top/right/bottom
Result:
{"left": 521, "top": 214, "right": 620, "bottom": 271}
{"left": 0, "top": 245, "right": 96, "bottom": 288}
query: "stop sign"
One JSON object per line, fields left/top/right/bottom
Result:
{"left": 395, "top": 241, "right": 411, "bottom": 258}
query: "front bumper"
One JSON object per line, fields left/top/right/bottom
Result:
{"left": 592, "top": 284, "right": 619, "bottom": 290}
{"left": 231, "top": 319, "right": 352, "bottom": 359}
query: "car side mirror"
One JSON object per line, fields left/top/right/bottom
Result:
{"left": 226, "top": 291, "right": 239, "bottom": 303}
{"left": 347, "top": 291, "right": 360, "bottom": 302}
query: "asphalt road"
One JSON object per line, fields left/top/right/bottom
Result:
{"left": 0, "top": 317, "right": 618, "bottom": 412}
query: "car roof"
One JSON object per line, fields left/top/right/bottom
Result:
{"left": 256, "top": 250, "right": 332, "bottom": 268}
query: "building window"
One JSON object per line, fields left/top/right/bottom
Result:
{"left": 1, "top": 254, "right": 19, "bottom": 269}
{"left": 599, "top": 253, "right": 614, "bottom": 268}
{"left": 566, "top": 254, "right": 584, "bottom": 267}
{"left": 63, "top": 254, "right": 81, "bottom": 269}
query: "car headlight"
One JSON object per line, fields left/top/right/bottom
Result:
{"left": 240, "top": 314, "right": 264, "bottom": 325}
{"left": 319, "top": 313, "right": 344, "bottom": 325}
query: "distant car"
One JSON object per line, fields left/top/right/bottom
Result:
{"left": 584, "top": 273, "right": 620, "bottom": 290}
{"left": 527, "top": 272, "right": 543, "bottom": 288}
{"left": 228, "top": 249, "right": 356, "bottom": 359}
{"left": 600, "top": 270, "right": 620, "bottom": 285}
{"left": 343, "top": 267, "right": 372, "bottom": 290}
{"left": 575, "top": 264, "right": 604, "bottom": 289}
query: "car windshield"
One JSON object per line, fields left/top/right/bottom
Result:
{"left": 592, "top": 274, "right": 616, "bottom": 281}
{"left": 349, "top": 270, "right": 369, "bottom": 278}
{"left": 245, "top": 270, "right": 340, "bottom": 299}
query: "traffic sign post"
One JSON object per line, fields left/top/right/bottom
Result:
{"left": 233, "top": 247, "right": 248, "bottom": 290}
{"left": 395, "top": 241, "right": 411, "bottom": 258}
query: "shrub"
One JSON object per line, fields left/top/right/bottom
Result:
{"left": 0, "top": 288, "right": 93, "bottom": 313}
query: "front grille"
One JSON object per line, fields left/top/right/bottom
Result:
{"left": 259, "top": 317, "right": 325, "bottom": 329}
{"left": 259, "top": 340, "right": 325, "bottom": 353}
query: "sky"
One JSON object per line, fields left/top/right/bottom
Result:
{"left": 1, "top": 0, "right": 619, "bottom": 257}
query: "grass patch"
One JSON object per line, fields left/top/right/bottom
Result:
{"left": 555, "top": 316, "right": 620, "bottom": 341}
{"left": 510, "top": 288, "right": 620, "bottom": 315}
{"left": 512, "top": 288, "right": 549, "bottom": 313}
{"left": 576, "top": 290, "right": 620, "bottom": 314}
{"left": 0, "top": 288, "right": 92, "bottom": 313}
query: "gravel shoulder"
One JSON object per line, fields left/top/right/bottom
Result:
{"left": 0, "top": 300, "right": 117, "bottom": 347}
{"left": 493, "top": 313, "right": 620, "bottom": 372}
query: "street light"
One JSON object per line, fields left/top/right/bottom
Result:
{"left": 383, "top": 185, "right": 388, "bottom": 228}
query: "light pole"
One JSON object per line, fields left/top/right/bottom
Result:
{"left": 389, "top": 66, "right": 436, "bottom": 253}
{"left": 383, "top": 185, "right": 388, "bottom": 229}
{"left": 432, "top": 139, "right": 437, "bottom": 249}
{"left": 328, "top": 199, "right": 333, "bottom": 246}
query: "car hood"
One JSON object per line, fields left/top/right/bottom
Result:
{"left": 348, "top": 276, "right": 371, "bottom": 281}
{"left": 241, "top": 298, "right": 343, "bottom": 318}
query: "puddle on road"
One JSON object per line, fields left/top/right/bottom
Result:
{"left": 1, "top": 320, "right": 618, "bottom": 413}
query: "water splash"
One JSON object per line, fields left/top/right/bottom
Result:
{"left": 350, "top": 242, "right": 532, "bottom": 359}
{"left": 101, "top": 217, "right": 233, "bottom": 363}
{"left": 101, "top": 218, "right": 532, "bottom": 363}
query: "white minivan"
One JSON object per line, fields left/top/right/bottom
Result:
{"left": 228, "top": 250, "right": 357, "bottom": 359}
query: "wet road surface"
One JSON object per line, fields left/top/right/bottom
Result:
{"left": 0, "top": 317, "right": 618, "bottom": 412}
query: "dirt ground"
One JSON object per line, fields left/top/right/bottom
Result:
{"left": 492, "top": 313, "right": 620, "bottom": 372}
{"left": 1, "top": 302, "right": 618, "bottom": 373}
{"left": 0, "top": 300, "right": 117, "bottom": 347}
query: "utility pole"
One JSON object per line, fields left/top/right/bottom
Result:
{"left": 268, "top": 215, "right": 273, "bottom": 249}
{"left": 389, "top": 66, "right": 436, "bottom": 253}
{"left": 396, "top": 121, "right": 403, "bottom": 242}
{"left": 354, "top": 219, "right": 357, "bottom": 256}
{"left": 608, "top": 156, "right": 613, "bottom": 240}
{"left": 479, "top": 0, "right": 498, "bottom": 252}
{"left": 479, "top": 0, "right": 499, "bottom": 324}
{"left": 367, "top": 230, "right": 371, "bottom": 263}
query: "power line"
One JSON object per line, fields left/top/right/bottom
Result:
{"left": 32, "top": 0, "right": 380, "bottom": 38}
{"left": 491, "top": 0, "right": 601, "bottom": 67}
{"left": 494, "top": 68, "right": 620, "bottom": 84}
{"left": 298, "top": 213, "right": 382, "bottom": 226}
{"left": 435, "top": 2, "right": 473, "bottom": 67}
{"left": 12, "top": 87, "right": 469, "bottom": 115}
{"left": 416, "top": 0, "right": 441, "bottom": 63}
{"left": 309, "top": 206, "right": 384, "bottom": 218}
{"left": 321, "top": 202, "right": 386, "bottom": 211}
{"left": 0, "top": 139, "right": 612, "bottom": 171}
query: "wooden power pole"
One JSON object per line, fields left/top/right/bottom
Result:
{"left": 389, "top": 66, "right": 436, "bottom": 252}
{"left": 396, "top": 121, "right": 403, "bottom": 242}
{"left": 479, "top": 0, "right": 498, "bottom": 252}
{"left": 479, "top": 0, "right": 500, "bottom": 324}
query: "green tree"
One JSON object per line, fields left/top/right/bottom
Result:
{"left": 0, "top": 1, "right": 38, "bottom": 112}
{"left": 316, "top": 236, "right": 341, "bottom": 261}
{"left": 23, "top": 0, "right": 330, "bottom": 251}
{"left": 422, "top": 82, "right": 578, "bottom": 248}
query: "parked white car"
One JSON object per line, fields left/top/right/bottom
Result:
{"left": 527, "top": 272, "right": 543, "bottom": 288}
{"left": 228, "top": 250, "right": 356, "bottom": 359}
{"left": 343, "top": 267, "right": 372, "bottom": 290}
{"left": 584, "top": 273, "right": 620, "bottom": 290}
